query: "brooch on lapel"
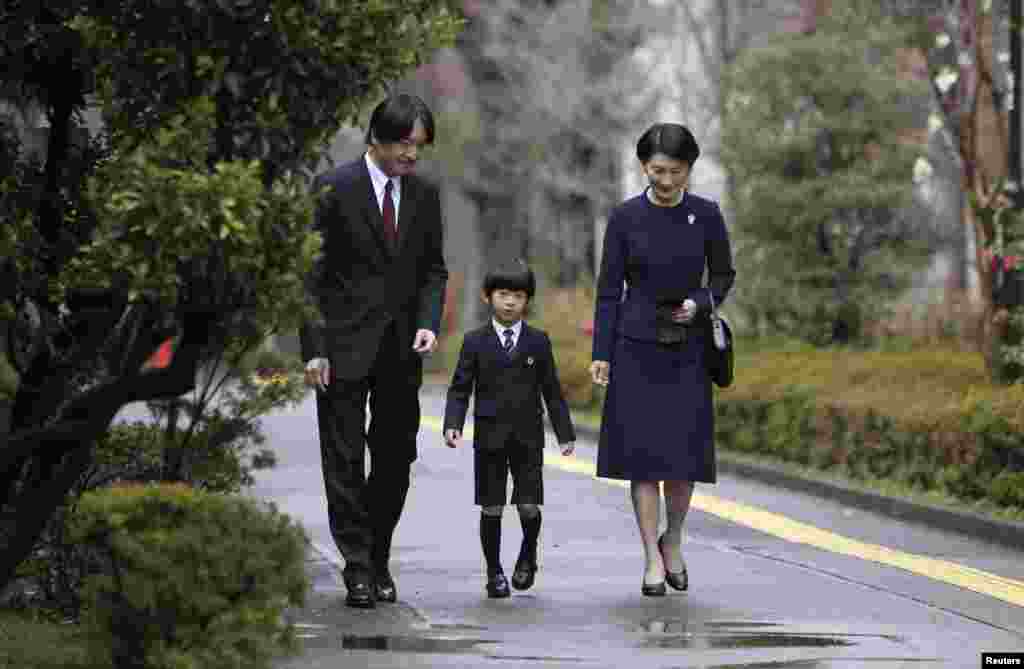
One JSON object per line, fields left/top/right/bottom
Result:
{"left": 526, "top": 356, "right": 535, "bottom": 366}
{"left": 687, "top": 213, "right": 696, "bottom": 225}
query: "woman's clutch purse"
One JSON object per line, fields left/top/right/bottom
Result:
{"left": 654, "top": 298, "right": 688, "bottom": 345}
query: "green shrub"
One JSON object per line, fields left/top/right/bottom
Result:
{"left": 713, "top": 385, "right": 1024, "bottom": 514}
{"left": 0, "top": 350, "right": 18, "bottom": 401}
{"left": 148, "top": 346, "right": 308, "bottom": 491}
{"left": 0, "top": 610, "right": 97, "bottom": 669}
{"left": 990, "top": 470, "right": 1024, "bottom": 507}
{"left": 993, "top": 306, "right": 1024, "bottom": 383}
{"left": 69, "top": 483, "right": 309, "bottom": 669}
{"left": 533, "top": 286, "right": 599, "bottom": 409}
{"left": 16, "top": 422, "right": 168, "bottom": 614}
{"left": 961, "top": 401, "right": 1024, "bottom": 475}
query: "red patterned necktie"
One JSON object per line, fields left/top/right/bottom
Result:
{"left": 382, "top": 179, "right": 397, "bottom": 247}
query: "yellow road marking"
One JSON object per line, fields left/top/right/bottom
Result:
{"left": 420, "top": 415, "right": 1024, "bottom": 608}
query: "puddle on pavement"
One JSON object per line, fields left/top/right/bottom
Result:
{"left": 700, "top": 662, "right": 822, "bottom": 669}
{"left": 638, "top": 620, "right": 856, "bottom": 651}
{"left": 644, "top": 633, "right": 855, "bottom": 650}
{"left": 639, "top": 620, "right": 784, "bottom": 635}
{"left": 483, "top": 654, "right": 589, "bottom": 663}
{"left": 341, "top": 634, "right": 496, "bottom": 654}
{"left": 429, "top": 623, "right": 490, "bottom": 632}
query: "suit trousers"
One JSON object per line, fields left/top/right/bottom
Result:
{"left": 314, "top": 321, "right": 422, "bottom": 584}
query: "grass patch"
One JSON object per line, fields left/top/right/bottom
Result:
{"left": 721, "top": 339, "right": 1024, "bottom": 432}
{"left": 0, "top": 610, "right": 98, "bottom": 669}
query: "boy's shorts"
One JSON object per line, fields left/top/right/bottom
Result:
{"left": 474, "top": 436, "right": 544, "bottom": 507}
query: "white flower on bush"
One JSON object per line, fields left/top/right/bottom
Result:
{"left": 934, "top": 67, "right": 958, "bottom": 94}
{"left": 913, "top": 157, "right": 934, "bottom": 183}
{"left": 935, "top": 33, "right": 951, "bottom": 48}
{"left": 928, "top": 113, "right": 944, "bottom": 134}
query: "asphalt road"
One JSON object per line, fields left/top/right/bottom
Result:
{"left": 253, "top": 385, "right": 1024, "bottom": 669}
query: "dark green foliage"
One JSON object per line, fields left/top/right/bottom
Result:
{"left": 0, "top": 0, "right": 462, "bottom": 594}
{"left": 0, "top": 352, "right": 17, "bottom": 401}
{"left": 994, "top": 306, "right": 1024, "bottom": 383}
{"left": 69, "top": 483, "right": 309, "bottom": 669}
{"left": 721, "top": 0, "right": 929, "bottom": 344}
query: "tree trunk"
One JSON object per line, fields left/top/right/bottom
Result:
{"left": 161, "top": 399, "right": 185, "bottom": 482}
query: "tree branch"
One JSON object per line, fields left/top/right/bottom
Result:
{"left": 0, "top": 311, "right": 213, "bottom": 476}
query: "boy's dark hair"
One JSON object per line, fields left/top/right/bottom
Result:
{"left": 636, "top": 123, "right": 700, "bottom": 166}
{"left": 365, "top": 94, "right": 435, "bottom": 145}
{"left": 483, "top": 259, "right": 536, "bottom": 300}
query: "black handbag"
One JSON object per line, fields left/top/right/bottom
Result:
{"left": 705, "top": 289, "right": 733, "bottom": 388}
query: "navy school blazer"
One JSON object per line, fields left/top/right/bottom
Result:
{"left": 443, "top": 322, "right": 576, "bottom": 451}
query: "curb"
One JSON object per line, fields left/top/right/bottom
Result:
{"left": 569, "top": 420, "right": 1024, "bottom": 553}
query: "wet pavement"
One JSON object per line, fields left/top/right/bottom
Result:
{"left": 253, "top": 385, "right": 1024, "bottom": 668}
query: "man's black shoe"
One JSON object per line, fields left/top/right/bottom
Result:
{"left": 345, "top": 581, "right": 376, "bottom": 609}
{"left": 486, "top": 569, "right": 510, "bottom": 598}
{"left": 375, "top": 572, "right": 397, "bottom": 603}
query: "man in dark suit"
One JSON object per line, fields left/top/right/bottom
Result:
{"left": 300, "top": 94, "right": 448, "bottom": 608}
{"left": 442, "top": 261, "right": 575, "bottom": 598}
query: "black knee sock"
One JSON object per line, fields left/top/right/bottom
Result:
{"left": 480, "top": 514, "right": 502, "bottom": 572}
{"left": 519, "top": 509, "right": 541, "bottom": 562}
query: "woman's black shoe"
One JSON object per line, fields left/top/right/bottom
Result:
{"left": 658, "top": 534, "right": 688, "bottom": 591}
{"left": 641, "top": 579, "right": 667, "bottom": 597}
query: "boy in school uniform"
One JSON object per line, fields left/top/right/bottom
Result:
{"left": 443, "top": 260, "right": 576, "bottom": 598}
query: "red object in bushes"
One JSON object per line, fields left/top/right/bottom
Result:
{"left": 148, "top": 339, "right": 174, "bottom": 369}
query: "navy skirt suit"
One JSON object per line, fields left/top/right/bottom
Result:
{"left": 592, "top": 189, "right": 735, "bottom": 482}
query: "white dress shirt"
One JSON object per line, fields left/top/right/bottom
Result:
{"left": 365, "top": 153, "right": 401, "bottom": 226}
{"left": 492, "top": 318, "right": 523, "bottom": 351}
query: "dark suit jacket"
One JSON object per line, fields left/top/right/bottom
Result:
{"left": 299, "top": 157, "right": 448, "bottom": 380}
{"left": 443, "top": 322, "right": 576, "bottom": 452}
{"left": 592, "top": 191, "right": 735, "bottom": 362}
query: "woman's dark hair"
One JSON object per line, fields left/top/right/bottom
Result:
{"left": 365, "top": 94, "right": 435, "bottom": 145}
{"left": 636, "top": 123, "right": 700, "bottom": 166}
{"left": 483, "top": 259, "right": 536, "bottom": 300}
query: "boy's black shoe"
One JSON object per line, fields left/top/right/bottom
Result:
{"left": 511, "top": 555, "right": 537, "bottom": 590}
{"left": 486, "top": 568, "right": 511, "bottom": 598}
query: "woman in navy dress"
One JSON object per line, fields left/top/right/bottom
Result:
{"left": 590, "top": 123, "right": 735, "bottom": 596}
